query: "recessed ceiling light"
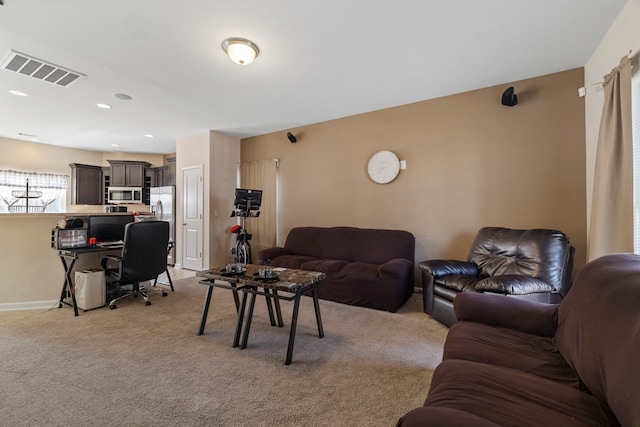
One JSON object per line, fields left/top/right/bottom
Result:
{"left": 95, "top": 103, "right": 112, "bottom": 109}
{"left": 9, "top": 90, "right": 28, "bottom": 96}
{"left": 111, "top": 144, "right": 119, "bottom": 147}
{"left": 115, "top": 93, "right": 133, "bottom": 100}
{"left": 144, "top": 134, "right": 154, "bottom": 138}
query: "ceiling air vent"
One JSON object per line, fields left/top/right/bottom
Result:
{"left": 1, "top": 50, "right": 86, "bottom": 88}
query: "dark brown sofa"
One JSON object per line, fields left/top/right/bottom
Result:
{"left": 258, "top": 226, "right": 415, "bottom": 312}
{"left": 398, "top": 253, "right": 640, "bottom": 427}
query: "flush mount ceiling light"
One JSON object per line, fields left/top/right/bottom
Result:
{"left": 222, "top": 38, "right": 259, "bottom": 65}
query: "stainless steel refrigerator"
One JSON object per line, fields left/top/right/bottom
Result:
{"left": 150, "top": 186, "right": 176, "bottom": 265}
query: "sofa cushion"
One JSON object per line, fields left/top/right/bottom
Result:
{"left": 425, "top": 360, "right": 616, "bottom": 427}
{"left": 267, "top": 254, "right": 317, "bottom": 270}
{"left": 556, "top": 254, "right": 640, "bottom": 427}
{"left": 435, "top": 275, "right": 481, "bottom": 292}
{"left": 443, "top": 321, "right": 581, "bottom": 388}
{"left": 474, "top": 274, "right": 554, "bottom": 295}
{"left": 333, "top": 261, "right": 380, "bottom": 281}
{"left": 299, "top": 259, "right": 349, "bottom": 275}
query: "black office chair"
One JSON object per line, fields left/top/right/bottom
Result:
{"left": 101, "top": 221, "right": 170, "bottom": 309}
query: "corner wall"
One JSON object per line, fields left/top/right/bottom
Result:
{"left": 241, "top": 68, "right": 587, "bottom": 276}
{"left": 176, "top": 130, "right": 240, "bottom": 270}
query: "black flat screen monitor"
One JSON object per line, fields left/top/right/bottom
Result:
{"left": 234, "top": 188, "right": 262, "bottom": 211}
{"left": 87, "top": 214, "right": 134, "bottom": 243}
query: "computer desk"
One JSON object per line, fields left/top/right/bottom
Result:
{"left": 57, "top": 245, "right": 123, "bottom": 316}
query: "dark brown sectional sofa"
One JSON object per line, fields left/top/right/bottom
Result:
{"left": 258, "top": 226, "right": 415, "bottom": 312}
{"left": 398, "top": 253, "right": 640, "bottom": 426}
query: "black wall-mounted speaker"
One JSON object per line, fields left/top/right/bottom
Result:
{"left": 501, "top": 87, "right": 518, "bottom": 106}
{"left": 287, "top": 132, "right": 297, "bottom": 143}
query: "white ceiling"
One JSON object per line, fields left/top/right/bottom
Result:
{"left": 0, "top": 0, "right": 627, "bottom": 154}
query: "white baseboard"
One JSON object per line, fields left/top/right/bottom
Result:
{"left": 0, "top": 300, "right": 59, "bottom": 312}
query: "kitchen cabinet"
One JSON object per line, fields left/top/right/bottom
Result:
{"left": 150, "top": 157, "right": 176, "bottom": 187}
{"left": 107, "top": 160, "right": 150, "bottom": 187}
{"left": 154, "top": 166, "right": 168, "bottom": 187}
{"left": 167, "top": 157, "right": 176, "bottom": 186}
{"left": 69, "top": 163, "right": 103, "bottom": 205}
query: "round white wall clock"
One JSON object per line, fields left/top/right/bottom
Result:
{"left": 367, "top": 150, "right": 401, "bottom": 184}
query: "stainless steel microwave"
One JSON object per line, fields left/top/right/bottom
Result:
{"left": 107, "top": 187, "right": 143, "bottom": 204}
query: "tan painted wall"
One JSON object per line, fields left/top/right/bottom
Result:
{"left": 208, "top": 131, "right": 241, "bottom": 267}
{"left": 241, "top": 68, "right": 587, "bottom": 278}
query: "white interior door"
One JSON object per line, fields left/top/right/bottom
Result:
{"left": 182, "top": 165, "right": 203, "bottom": 270}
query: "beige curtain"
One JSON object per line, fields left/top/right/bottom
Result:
{"left": 588, "top": 55, "right": 633, "bottom": 261}
{"left": 240, "top": 159, "right": 277, "bottom": 256}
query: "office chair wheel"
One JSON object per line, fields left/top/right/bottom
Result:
{"left": 110, "top": 304, "right": 117, "bottom": 309}
{"left": 162, "top": 291, "right": 168, "bottom": 297}
{"left": 145, "top": 301, "right": 151, "bottom": 306}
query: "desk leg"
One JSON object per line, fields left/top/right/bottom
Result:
{"left": 233, "top": 291, "right": 249, "bottom": 348}
{"left": 312, "top": 290, "right": 324, "bottom": 338}
{"left": 58, "top": 254, "right": 79, "bottom": 317}
{"left": 240, "top": 290, "right": 257, "bottom": 349}
{"left": 285, "top": 295, "right": 302, "bottom": 365}
{"left": 197, "top": 285, "right": 214, "bottom": 335}
{"left": 58, "top": 256, "right": 68, "bottom": 308}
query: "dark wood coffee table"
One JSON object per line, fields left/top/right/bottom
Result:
{"left": 196, "top": 265, "right": 326, "bottom": 365}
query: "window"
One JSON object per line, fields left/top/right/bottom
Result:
{"left": 0, "top": 170, "right": 68, "bottom": 213}
{"left": 633, "top": 59, "right": 640, "bottom": 252}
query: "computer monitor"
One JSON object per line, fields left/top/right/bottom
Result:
{"left": 87, "top": 214, "right": 134, "bottom": 243}
{"left": 234, "top": 188, "right": 262, "bottom": 211}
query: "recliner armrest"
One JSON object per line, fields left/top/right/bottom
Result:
{"left": 475, "top": 274, "right": 555, "bottom": 295}
{"left": 379, "top": 258, "right": 413, "bottom": 278}
{"left": 453, "top": 292, "right": 559, "bottom": 337}
{"left": 258, "top": 247, "right": 291, "bottom": 263}
{"left": 419, "top": 259, "right": 478, "bottom": 277}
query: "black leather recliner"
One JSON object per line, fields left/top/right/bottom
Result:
{"left": 420, "top": 227, "right": 574, "bottom": 327}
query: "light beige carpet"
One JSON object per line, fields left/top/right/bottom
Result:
{"left": 0, "top": 277, "right": 447, "bottom": 427}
